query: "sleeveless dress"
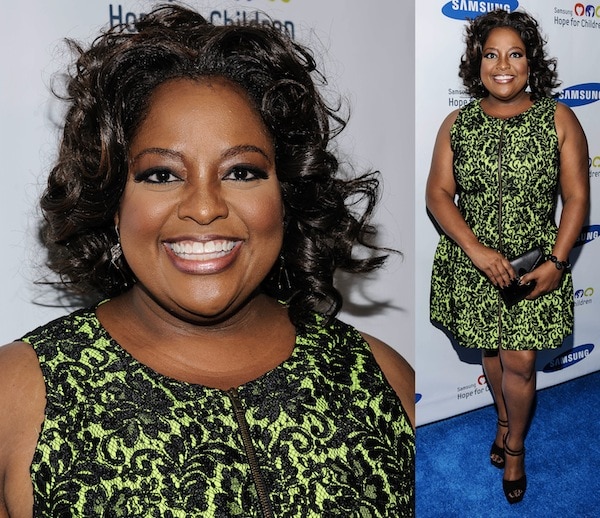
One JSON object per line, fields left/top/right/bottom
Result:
{"left": 22, "top": 306, "right": 414, "bottom": 517}
{"left": 430, "top": 97, "right": 573, "bottom": 350}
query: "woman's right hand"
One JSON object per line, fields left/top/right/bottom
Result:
{"left": 466, "top": 243, "right": 515, "bottom": 288}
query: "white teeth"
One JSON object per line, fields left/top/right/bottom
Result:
{"left": 168, "top": 240, "right": 236, "bottom": 259}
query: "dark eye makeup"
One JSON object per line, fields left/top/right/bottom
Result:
{"left": 133, "top": 167, "right": 180, "bottom": 184}
{"left": 224, "top": 165, "right": 269, "bottom": 182}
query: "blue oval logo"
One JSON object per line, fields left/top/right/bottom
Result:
{"left": 558, "top": 83, "right": 600, "bottom": 107}
{"left": 415, "top": 393, "right": 422, "bottom": 404}
{"left": 543, "top": 343, "right": 594, "bottom": 372}
{"left": 575, "top": 224, "right": 600, "bottom": 247}
{"left": 441, "top": 0, "right": 519, "bottom": 20}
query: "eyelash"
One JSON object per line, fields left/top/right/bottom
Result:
{"left": 133, "top": 165, "right": 269, "bottom": 184}
{"left": 484, "top": 52, "right": 524, "bottom": 59}
{"left": 224, "top": 166, "right": 269, "bottom": 182}
{"left": 134, "top": 167, "right": 179, "bottom": 184}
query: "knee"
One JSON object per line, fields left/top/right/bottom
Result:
{"left": 505, "top": 364, "right": 535, "bottom": 383}
{"left": 501, "top": 352, "right": 536, "bottom": 382}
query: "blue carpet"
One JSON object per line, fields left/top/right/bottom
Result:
{"left": 416, "top": 370, "right": 600, "bottom": 517}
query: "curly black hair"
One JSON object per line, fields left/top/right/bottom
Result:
{"left": 459, "top": 9, "right": 559, "bottom": 100}
{"left": 40, "top": 3, "right": 387, "bottom": 327}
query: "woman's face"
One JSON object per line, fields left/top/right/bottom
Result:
{"left": 117, "top": 78, "right": 284, "bottom": 322}
{"left": 479, "top": 26, "right": 529, "bottom": 102}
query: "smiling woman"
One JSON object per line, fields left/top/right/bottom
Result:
{"left": 117, "top": 78, "right": 284, "bottom": 322}
{"left": 0, "top": 4, "right": 414, "bottom": 517}
{"left": 426, "top": 8, "right": 589, "bottom": 505}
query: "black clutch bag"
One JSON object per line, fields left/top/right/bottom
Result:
{"left": 499, "top": 247, "right": 545, "bottom": 308}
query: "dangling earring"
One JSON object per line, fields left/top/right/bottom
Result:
{"left": 110, "top": 226, "right": 123, "bottom": 268}
{"left": 277, "top": 253, "right": 292, "bottom": 292}
{"left": 475, "top": 77, "right": 485, "bottom": 94}
{"left": 110, "top": 225, "right": 131, "bottom": 289}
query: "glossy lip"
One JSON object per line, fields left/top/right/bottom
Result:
{"left": 493, "top": 74, "right": 515, "bottom": 83}
{"left": 163, "top": 236, "right": 243, "bottom": 274}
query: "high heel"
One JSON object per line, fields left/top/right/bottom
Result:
{"left": 489, "top": 419, "right": 508, "bottom": 469}
{"left": 502, "top": 434, "right": 526, "bottom": 504}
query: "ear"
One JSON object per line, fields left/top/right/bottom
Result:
{"left": 114, "top": 211, "right": 120, "bottom": 229}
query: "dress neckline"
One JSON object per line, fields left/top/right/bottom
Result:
{"left": 476, "top": 97, "right": 540, "bottom": 121}
{"left": 88, "top": 304, "right": 307, "bottom": 393}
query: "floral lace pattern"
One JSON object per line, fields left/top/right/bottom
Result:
{"left": 430, "top": 98, "right": 573, "bottom": 350}
{"left": 24, "top": 307, "right": 414, "bottom": 516}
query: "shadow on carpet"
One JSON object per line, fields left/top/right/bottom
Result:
{"left": 416, "top": 370, "right": 600, "bottom": 517}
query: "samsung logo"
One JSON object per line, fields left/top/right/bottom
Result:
{"left": 441, "top": 1, "right": 518, "bottom": 20}
{"left": 543, "top": 344, "right": 594, "bottom": 372}
{"left": 558, "top": 83, "right": 600, "bottom": 107}
{"left": 575, "top": 224, "right": 600, "bottom": 246}
{"left": 416, "top": 393, "right": 422, "bottom": 404}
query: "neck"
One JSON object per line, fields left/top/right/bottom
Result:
{"left": 481, "top": 92, "right": 532, "bottom": 118}
{"left": 96, "top": 289, "right": 296, "bottom": 388}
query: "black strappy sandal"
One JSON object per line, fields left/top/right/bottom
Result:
{"left": 502, "top": 434, "right": 527, "bottom": 504}
{"left": 489, "top": 419, "right": 508, "bottom": 469}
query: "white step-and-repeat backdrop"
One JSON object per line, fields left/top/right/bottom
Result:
{"left": 2, "top": 1, "right": 598, "bottom": 424}
{"left": 0, "top": 1, "right": 415, "bottom": 366}
{"left": 416, "top": 0, "right": 600, "bottom": 425}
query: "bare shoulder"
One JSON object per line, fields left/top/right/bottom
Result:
{"left": 0, "top": 340, "right": 44, "bottom": 390}
{"left": 0, "top": 342, "right": 45, "bottom": 518}
{"left": 429, "top": 109, "right": 460, "bottom": 172}
{"left": 439, "top": 109, "right": 460, "bottom": 134}
{"left": 361, "top": 333, "right": 415, "bottom": 429}
{"left": 434, "top": 108, "right": 460, "bottom": 141}
{"left": 0, "top": 341, "right": 45, "bottom": 419}
{"left": 554, "top": 99, "right": 578, "bottom": 121}
{"left": 554, "top": 101, "right": 587, "bottom": 144}
{"left": 442, "top": 108, "right": 461, "bottom": 128}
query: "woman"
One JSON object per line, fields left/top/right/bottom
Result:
{"left": 0, "top": 5, "right": 414, "bottom": 517}
{"left": 426, "top": 9, "right": 588, "bottom": 505}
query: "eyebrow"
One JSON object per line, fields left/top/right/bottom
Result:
{"left": 483, "top": 46, "right": 525, "bottom": 52}
{"left": 130, "top": 148, "right": 183, "bottom": 164}
{"left": 221, "top": 144, "right": 272, "bottom": 164}
{"left": 130, "top": 144, "right": 272, "bottom": 165}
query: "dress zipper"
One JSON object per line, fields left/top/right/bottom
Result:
{"left": 497, "top": 120, "right": 506, "bottom": 348}
{"left": 227, "top": 388, "right": 274, "bottom": 518}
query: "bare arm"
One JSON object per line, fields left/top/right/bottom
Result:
{"left": 0, "top": 342, "right": 46, "bottom": 518}
{"left": 521, "top": 102, "right": 590, "bottom": 296}
{"left": 363, "top": 334, "right": 415, "bottom": 429}
{"left": 425, "top": 110, "right": 514, "bottom": 287}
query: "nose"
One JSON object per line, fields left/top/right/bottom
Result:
{"left": 496, "top": 55, "right": 509, "bottom": 70}
{"left": 177, "top": 178, "right": 229, "bottom": 224}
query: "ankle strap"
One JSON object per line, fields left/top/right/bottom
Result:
{"left": 503, "top": 434, "right": 525, "bottom": 456}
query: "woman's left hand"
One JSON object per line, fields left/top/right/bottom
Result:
{"left": 520, "top": 261, "right": 565, "bottom": 299}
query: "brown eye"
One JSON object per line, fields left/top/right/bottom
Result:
{"left": 134, "top": 167, "right": 180, "bottom": 184}
{"left": 224, "top": 166, "right": 268, "bottom": 182}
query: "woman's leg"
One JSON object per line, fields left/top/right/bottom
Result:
{"left": 482, "top": 350, "right": 508, "bottom": 457}
{"left": 499, "top": 349, "right": 537, "bottom": 481}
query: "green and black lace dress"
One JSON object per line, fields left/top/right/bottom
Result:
{"left": 430, "top": 97, "right": 573, "bottom": 350}
{"left": 23, "top": 306, "right": 414, "bottom": 517}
